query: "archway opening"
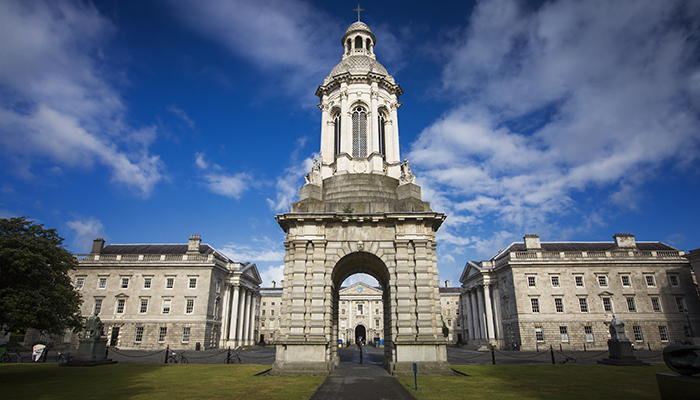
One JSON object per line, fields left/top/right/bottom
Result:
{"left": 331, "top": 252, "right": 392, "bottom": 367}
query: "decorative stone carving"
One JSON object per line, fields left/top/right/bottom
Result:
{"left": 399, "top": 158, "right": 415, "bottom": 185}
{"left": 353, "top": 160, "right": 368, "bottom": 173}
{"left": 83, "top": 313, "right": 104, "bottom": 339}
{"left": 609, "top": 314, "right": 629, "bottom": 341}
{"left": 305, "top": 158, "right": 321, "bottom": 185}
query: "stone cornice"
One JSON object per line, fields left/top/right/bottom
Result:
{"left": 275, "top": 211, "right": 446, "bottom": 233}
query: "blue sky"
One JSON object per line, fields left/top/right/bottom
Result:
{"left": 1, "top": 0, "right": 700, "bottom": 288}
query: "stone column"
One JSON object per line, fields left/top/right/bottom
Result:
{"left": 242, "top": 289, "right": 252, "bottom": 345}
{"left": 476, "top": 286, "right": 486, "bottom": 341}
{"left": 370, "top": 86, "right": 379, "bottom": 154}
{"left": 395, "top": 240, "right": 414, "bottom": 339}
{"left": 414, "top": 240, "right": 436, "bottom": 339}
{"left": 289, "top": 241, "right": 307, "bottom": 339}
{"left": 247, "top": 292, "right": 257, "bottom": 345}
{"left": 390, "top": 103, "right": 400, "bottom": 163}
{"left": 228, "top": 285, "right": 240, "bottom": 342}
{"left": 320, "top": 97, "right": 332, "bottom": 165}
{"left": 341, "top": 88, "right": 350, "bottom": 155}
{"left": 483, "top": 284, "right": 495, "bottom": 341}
{"left": 470, "top": 290, "right": 480, "bottom": 340}
{"left": 236, "top": 287, "right": 247, "bottom": 346}
{"left": 466, "top": 291, "right": 474, "bottom": 341}
{"left": 219, "top": 285, "right": 231, "bottom": 344}
{"left": 492, "top": 285, "right": 503, "bottom": 346}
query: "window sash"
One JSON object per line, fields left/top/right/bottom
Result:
{"left": 531, "top": 298, "right": 540, "bottom": 313}
{"left": 633, "top": 326, "right": 644, "bottom": 341}
{"left": 135, "top": 327, "right": 144, "bottom": 343}
{"left": 579, "top": 298, "right": 588, "bottom": 313}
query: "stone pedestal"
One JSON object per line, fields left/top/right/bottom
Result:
{"left": 299, "top": 183, "right": 322, "bottom": 202}
{"left": 597, "top": 339, "right": 648, "bottom": 366}
{"left": 67, "top": 338, "right": 116, "bottom": 366}
{"left": 390, "top": 342, "right": 452, "bottom": 376}
{"left": 271, "top": 342, "right": 331, "bottom": 376}
{"left": 656, "top": 373, "right": 700, "bottom": 400}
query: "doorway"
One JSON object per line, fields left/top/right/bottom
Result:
{"left": 110, "top": 327, "right": 119, "bottom": 346}
{"left": 355, "top": 324, "right": 366, "bottom": 345}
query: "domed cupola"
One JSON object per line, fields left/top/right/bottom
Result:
{"left": 313, "top": 9, "right": 405, "bottom": 184}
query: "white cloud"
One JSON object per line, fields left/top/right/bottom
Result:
{"left": 259, "top": 265, "right": 285, "bottom": 288}
{"left": 66, "top": 216, "right": 105, "bottom": 253}
{"left": 0, "top": 0, "right": 165, "bottom": 195}
{"left": 412, "top": 0, "right": 700, "bottom": 257}
{"left": 221, "top": 238, "right": 285, "bottom": 263}
{"left": 168, "top": 106, "right": 196, "bottom": 131}
{"left": 267, "top": 139, "right": 315, "bottom": 212}
{"left": 163, "top": 0, "right": 342, "bottom": 103}
{"left": 194, "top": 152, "right": 250, "bottom": 199}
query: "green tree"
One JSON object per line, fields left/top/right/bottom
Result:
{"left": 0, "top": 217, "right": 82, "bottom": 335}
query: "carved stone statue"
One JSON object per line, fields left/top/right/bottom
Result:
{"left": 399, "top": 158, "right": 415, "bottom": 185}
{"left": 609, "top": 314, "right": 629, "bottom": 341}
{"left": 663, "top": 345, "right": 700, "bottom": 376}
{"left": 83, "top": 313, "right": 104, "bottom": 339}
{"left": 304, "top": 158, "right": 321, "bottom": 186}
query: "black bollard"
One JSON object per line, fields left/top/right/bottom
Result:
{"left": 550, "top": 345, "right": 555, "bottom": 364}
{"left": 491, "top": 345, "right": 496, "bottom": 365}
{"left": 227, "top": 347, "right": 231, "bottom": 364}
{"left": 583, "top": 342, "right": 586, "bottom": 352}
{"left": 560, "top": 343, "right": 562, "bottom": 352}
{"left": 360, "top": 346, "right": 363, "bottom": 364}
{"left": 647, "top": 342, "right": 651, "bottom": 351}
{"left": 164, "top": 345, "right": 170, "bottom": 364}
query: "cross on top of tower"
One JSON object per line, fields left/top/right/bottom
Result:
{"left": 353, "top": 4, "right": 364, "bottom": 21}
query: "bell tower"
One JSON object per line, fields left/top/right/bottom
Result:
{"left": 272, "top": 10, "right": 451, "bottom": 377}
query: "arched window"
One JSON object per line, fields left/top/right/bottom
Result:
{"left": 378, "top": 113, "right": 386, "bottom": 157}
{"left": 334, "top": 112, "right": 342, "bottom": 156}
{"left": 366, "top": 38, "right": 372, "bottom": 53}
{"left": 346, "top": 39, "right": 351, "bottom": 55}
{"left": 352, "top": 106, "right": 367, "bottom": 157}
{"left": 355, "top": 36, "right": 363, "bottom": 50}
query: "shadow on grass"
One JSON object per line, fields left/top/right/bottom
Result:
{"left": 397, "top": 363, "right": 674, "bottom": 400}
{"left": 0, "top": 363, "right": 324, "bottom": 400}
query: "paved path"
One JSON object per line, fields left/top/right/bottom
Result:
{"left": 309, "top": 346, "right": 416, "bottom": 400}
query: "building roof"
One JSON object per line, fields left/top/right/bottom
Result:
{"left": 493, "top": 241, "right": 677, "bottom": 261}
{"left": 99, "top": 243, "right": 237, "bottom": 264}
{"left": 329, "top": 55, "right": 390, "bottom": 79}
{"left": 439, "top": 287, "right": 462, "bottom": 294}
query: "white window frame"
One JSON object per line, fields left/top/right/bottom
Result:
{"left": 584, "top": 326, "right": 594, "bottom": 342}
{"left": 93, "top": 298, "right": 103, "bottom": 314}
{"left": 75, "top": 277, "right": 85, "bottom": 290}
{"left": 554, "top": 297, "right": 564, "bottom": 313}
{"left": 162, "top": 299, "right": 172, "bottom": 314}
{"left": 135, "top": 327, "right": 144, "bottom": 343}
{"left": 166, "top": 277, "right": 175, "bottom": 289}
{"left": 658, "top": 326, "right": 669, "bottom": 342}
{"left": 626, "top": 297, "right": 637, "bottom": 312}
{"left": 143, "top": 277, "right": 152, "bottom": 289}
{"left": 139, "top": 298, "right": 148, "bottom": 314}
{"left": 158, "top": 327, "right": 167, "bottom": 342}
{"left": 185, "top": 298, "right": 194, "bottom": 314}
{"left": 597, "top": 275, "right": 608, "bottom": 287}
{"left": 528, "top": 276, "right": 537, "bottom": 287}
{"left": 676, "top": 297, "right": 686, "bottom": 312}
{"left": 535, "top": 326, "right": 544, "bottom": 342}
{"left": 120, "top": 277, "right": 129, "bottom": 289}
{"left": 651, "top": 297, "right": 662, "bottom": 312}
{"left": 579, "top": 297, "right": 589, "bottom": 313}
{"left": 574, "top": 275, "right": 584, "bottom": 287}
{"left": 668, "top": 274, "right": 680, "bottom": 287}
{"left": 620, "top": 275, "right": 631, "bottom": 287}
{"left": 633, "top": 326, "right": 644, "bottom": 342}
{"left": 645, "top": 275, "right": 656, "bottom": 288}
{"left": 116, "top": 298, "right": 126, "bottom": 314}
{"left": 531, "top": 298, "right": 540, "bottom": 313}
{"left": 560, "top": 326, "right": 569, "bottom": 342}
{"left": 551, "top": 276, "right": 560, "bottom": 288}
{"left": 98, "top": 277, "right": 107, "bottom": 289}
{"left": 188, "top": 277, "right": 197, "bottom": 289}
{"left": 602, "top": 297, "right": 613, "bottom": 312}
{"left": 182, "top": 327, "right": 190, "bottom": 343}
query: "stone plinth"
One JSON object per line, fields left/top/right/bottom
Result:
{"left": 396, "top": 183, "right": 421, "bottom": 201}
{"left": 656, "top": 373, "right": 700, "bottom": 400}
{"left": 390, "top": 342, "right": 451, "bottom": 376}
{"left": 271, "top": 342, "right": 331, "bottom": 376}
{"left": 66, "top": 337, "right": 116, "bottom": 366}
{"left": 597, "top": 339, "right": 649, "bottom": 366}
{"left": 299, "top": 183, "right": 322, "bottom": 202}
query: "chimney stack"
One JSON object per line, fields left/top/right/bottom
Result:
{"left": 91, "top": 238, "right": 105, "bottom": 254}
{"left": 614, "top": 233, "right": 636, "bottom": 248}
{"left": 524, "top": 234, "right": 541, "bottom": 250}
{"left": 445, "top": 280, "right": 450, "bottom": 287}
{"left": 272, "top": 280, "right": 276, "bottom": 288}
{"left": 187, "top": 234, "right": 201, "bottom": 254}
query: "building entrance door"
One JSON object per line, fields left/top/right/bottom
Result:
{"left": 110, "top": 327, "right": 119, "bottom": 346}
{"left": 355, "top": 324, "right": 366, "bottom": 345}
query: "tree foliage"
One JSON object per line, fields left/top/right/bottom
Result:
{"left": 0, "top": 217, "right": 83, "bottom": 335}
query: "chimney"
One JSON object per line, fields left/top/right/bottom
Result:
{"left": 524, "top": 234, "right": 541, "bottom": 250}
{"left": 445, "top": 280, "right": 450, "bottom": 288}
{"left": 614, "top": 233, "right": 636, "bottom": 248}
{"left": 187, "top": 234, "right": 201, "bottom": 254}
{"left": 281, "top": 279, "right": 284, "bottom": 288}
{"left": 272, "top": 280, "right": 276, "bottom": 288}
{"left": 91, "top": 238, "right": 105, "bottom": 254}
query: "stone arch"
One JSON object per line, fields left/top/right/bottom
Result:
{"left": 329, "top": 251, "right": 393, "bottom": 366}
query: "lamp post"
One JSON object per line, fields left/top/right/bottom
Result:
{"left": 684, "top": 309, "right": 694, "bottom": 338}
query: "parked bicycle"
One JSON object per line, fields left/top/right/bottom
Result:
{"left": 1, "top": 349, "right": 22, "bottom": 363}
{"left": 55, "top": 351, "right": 72, "bottom": 364}
{"left": 167, "top": 351, "right": 188, "bottom": 364}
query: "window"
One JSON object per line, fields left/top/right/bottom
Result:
{"left": 189, "top": 278, "right": 197, "bottom": 289}
{"left": 162, "top": 299, "right": 171, "bottom": 314}
{"left": 676, "top": 297, "right": 686, "bottom": 312}
{"left": 341, "top": 320, "right": 346, "bottom": 329}
{"left": 531, "top": 298, "right": 540, "bottom": 313}
{"left": 135, "top": 327, "right": 144, "bottom": 343}
{"left": 121, "top": 277, "right": 129, "bottom": 289}
{"left": 375, "top": 309, "right": 379, "bottom": 314}
{"left": 551, "top": 276, "right": 560, "bottom": 287}
{"left": 375, "top": 319, "right": 380, "bottom": 328}
{"left": 216, "top": 279, "right": 222, "bottom": 293}
{"left": 262, "top": 309, "right": 266, "bottom": 316}
{"left": 116, "top": 299, "right": 125, "bottom": 314}
{"left": 378, "top": 113, "right": 386, "bottom": 156}
{"left": 94, "top": 299, "right": 103, "bottom": 314}
{"left": 584, "top": 326, "right": 594, "bottom": 342}
{"left": 575, "top": 276, "right": 584, "bottom": 287}
{"left": 626, "top": 297, "right": 636, "bottom": 312}
{"left": 685, "top": 326, "right": 693, "bottom": 338}
{"left": 354, "top": 36, "right": 363, "bottom": 49}
{"left": 579, "top": 298, "right": 589, "bottom": 313}
{"left": 598, "top": 275, "right": 608, "bottom": 287}
{"left": 262, "top": 302, "right": 266, "bottom": 306}
{"left": 341, "top": 309, "right": 345, "bottom": 315}
{"left": 651, "top": 297, "right": 662, "bottom": 312}
{"left": 357, "top": 304, "right": 364, "bottom": 315}
{"left": 261, "top": 321, "right": 265, "bottom": 327}
{"left": 621, "top": 275, "right": 631, "bottom": 287}
{"left": 76, "top": 277, "right": 85, "bottom": 289}
{"left": 334, "top": 113, "right": 342, "bottom": 155}
{"left": 645, "top": 275, "right": 656, "bottom": 287}
{"left": 182, "top": 327, "right": 190, "bottom": 343}
{"left": 139, "top": 299, "right": 148, "bottom": 314}
{"left": 166, "top": 277, "right": 174, "bottom": 289}
{"left": 159, "top": 327, "right": 167, "bottom": 342}
{"left": 602, "top": 297, "right": 613, "bottom": 312}
{"left": 270, "top": 310, "right": 274, "bottom": 316}
{"left": 527, "top": 276, "right": 536, "bottom": 287}
{"left": 658, "top": 326, "right": 669, "bottom": 342}
{"left": 668, "top": 275, "right": 680, "bottom": 287}
{"left": 351, "top": 106, "right": 367, "bottom": 157}
{"left": 447, "top": 309, "right": 451, "bottom": 316}
{"left": 143, "top": 277, "right": 152, "bottom": 289}
{"left": 446, "top": 301, "right": 451, "bottom": 306}
{"left": 535, "top": 326, "right": 544, "bottom": 342}
{"left": 271, "top": 302, "right": 275, "bottom": 306}
{"left": 186, "top": 299, "right": 194, "bottom": 314}
{"left": 269, "top": 320, "right": 274, "bottom": 329}
{"left": 633, "top": 326, "right": 644, "bottom": 342}
{"left": 560, "top": 326, "right": 569, "bottom": 342}
{"left": 98, "top": 277, "right": 107, "bottom": 289}
{"left": 555, "top": 298, "right": 564, "bottom": 313}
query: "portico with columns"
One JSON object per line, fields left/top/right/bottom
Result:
{"left": 220, "top": 262, "right": 262, "bottom": 348}
{"left": 460, "top": 261, "right": 502, "bottom": 349}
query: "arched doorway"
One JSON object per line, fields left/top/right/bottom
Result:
{"left": 355, "top": 324, "right": 366, "bottom": 345}
{"left": 330, "top": 251, "right": 392, "bottom": 368}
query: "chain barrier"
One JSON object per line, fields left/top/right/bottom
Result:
{"left": 557, "top": 350, "right": 608, "bottom": 361}
{"left": 493, "top": 349, "right": 551, "bottom": 359}
{"left": 238, "top": 353, "right": 276, "bottom": 359}
{"left": 109, "top": 348, "right": 167, "bottom": 358}
{"left": 633, "top": 352, "right": 664, "bottom": 360}
{"left": 447, "top": 352, "right": 491, "bottom": 361}
{"left": 185, "top": 349, "right": 229, "bottom": 359}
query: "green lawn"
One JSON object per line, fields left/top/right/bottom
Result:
{"left": 397, "top": 364, "right": 673, "bottom": 400}
{"left": 0, "top": 364, "right": 324, "bottom": 400}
